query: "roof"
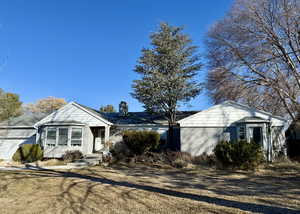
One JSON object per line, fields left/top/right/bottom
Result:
{"left": 0, "top": 112, "right": 48, "bottom": 127}
{"left": 101, "top": 111, "right": 199, "bottom": 125}
{"left": 75, "top": 102, "right": 198, "bottom": 125}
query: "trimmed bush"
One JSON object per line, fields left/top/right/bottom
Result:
{"left": 122, "top": 130, "right": 160, "bottom": 155}
{"left": 12, "top": 144, "right": 43, "bottom": 163}
{"left": 214, "top": 140, "right": 264, "bottom": 169}
{"left": 62, "top": 150, "right": 83, "bottom": 162}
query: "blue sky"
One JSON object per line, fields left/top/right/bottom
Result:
{"left": 0, "top": 0, "right": 233, "bottom": 112}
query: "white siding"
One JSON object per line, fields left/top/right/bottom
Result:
{"left": 180, "top": 127, "right": 230, "bottom": 156}
{"left": 179, "top": 101, "right": 286, "bottom": 127}
{"left": 36, "top": 103, "right": 109, "bottom": 127}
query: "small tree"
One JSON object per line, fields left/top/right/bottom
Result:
{"left": 0, "top": 89, "right": 22, "bottom": 121}
{"left": 132, "top": 23, "right": 202, "bottom": 147}
{"left": 99, "top": 104, "right": 116, "bottom": 113}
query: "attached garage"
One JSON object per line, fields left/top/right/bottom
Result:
{"left": 0, "top": 113, "right": 46, "bottom": 160}
{"left": 178, "top": 101, "right": 287, "bottom": 160}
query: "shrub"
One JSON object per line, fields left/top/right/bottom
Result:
{"left": 172, "top": 159, "right": 188, "bottom": 168}
{"left": 165, "top": 151, "right": 192, "bottom": 163}
{"left": 164, "top": 151, "right": 193, "bottom": 168}
{"left": 214, "top": 140, "right": 264, "bottom": 169}
{"left": 12, "top": 144, "right": 43, "bottom": 163}
{"left": 122, "top": 130, "right": 160, "bottom": 155}
{"left": 110, "top": 141, "right": 131, "bottom": 161}
{"left": 62, "top": 150, "right": 83, "bottom": 162}
{"left": 192, "top": 153, "right": 216, "bottom": 166}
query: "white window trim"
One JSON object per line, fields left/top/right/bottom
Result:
{"left": 71, "top": 127, "right": 83, "bottom": 147}
{"left": 45, "top": 127, "right": 57, "bottom": 147}
{"left": 45, "top": 126, "right": 83, "bottom": 147}
{"left": 237, "top": 125, "right": 246, "bottom": 141}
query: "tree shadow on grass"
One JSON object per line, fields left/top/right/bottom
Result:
{"left": 1, "top": 166, "right": 299, "bottom": 214}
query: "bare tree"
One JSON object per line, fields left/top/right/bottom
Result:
{"left": 99, "top": 104, "right": 116, "bottom": 113}
{"left": 206, "top": 0, "right": 300, "bottom": 120}
{"left": 206, "top": 67, "right": 287, "bottom": 116}
{"left": 24, "top": 96, "right": 67, "bottom": 114}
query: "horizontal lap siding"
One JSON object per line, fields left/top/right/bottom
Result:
{"left": 180, "top": 127, "right": 236, "bottom": 156}
{"left": 37, "top": 104, "right": 108, "bottom": 127}
{"left": 180, "top": 103, "right": 285, "bottom": 127}
{"left": 0, "top": 129, "right": 36, "bottom": 138}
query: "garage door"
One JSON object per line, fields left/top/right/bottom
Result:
{"left": 0, "top": 136, "right": 36, "bottom": 160}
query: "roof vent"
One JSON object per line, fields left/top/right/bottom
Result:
{"left": 119, "top": 101, "right": 128, "bottom": 116}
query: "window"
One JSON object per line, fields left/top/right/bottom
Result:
{"left": 45, "top": 126, "right": 83, "bottom": 147}
{"left": 46, "top": 128, "right": 56, "bottom": 147}
{"left": 238, "top": 126, "right": 246, "bottom": 141}
{"left": 71, "top": 128, "right": 82, "bottom": 146}
{"left": 58, "top": 128, "right": 68, "bottom": 146}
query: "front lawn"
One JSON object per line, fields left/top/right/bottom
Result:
{"left": 0, "top": 162, "right": 299, "bottom": 214}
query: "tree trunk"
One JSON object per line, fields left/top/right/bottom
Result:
{"left": 168, "top": 122, "right": 180, "bottom": 151}
{"left": 167, "top": 123, "right": 174, "bottom": 150}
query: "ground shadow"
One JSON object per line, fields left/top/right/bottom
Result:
{"left": 1, "top": 166, "right": 299, "bottom": 214}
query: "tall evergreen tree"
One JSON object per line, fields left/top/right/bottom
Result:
{"left": 132, "top": 23, "right": 202, "bottom": 146}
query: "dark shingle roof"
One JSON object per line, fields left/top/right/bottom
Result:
{"left": 0, "top": 112, "right": 48, "bottom": 127}
{"left": 75, "top": 102, "right": 199, "bottom": 125}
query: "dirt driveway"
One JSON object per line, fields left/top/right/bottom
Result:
{"left": 0, "top": 162, "right": 299, "bottom": 214}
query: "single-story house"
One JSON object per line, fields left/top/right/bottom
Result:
{"left": 0, "top": 101, "right": 287, "bottom": 161}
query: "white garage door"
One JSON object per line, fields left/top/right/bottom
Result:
{"left": 0, "top": 136, "right": 36, "bottom": 160}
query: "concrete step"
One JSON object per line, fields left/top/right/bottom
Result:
{"left": 84, "top": 154, "right": 102, "bottom": 160}
{"left": 67, "top": 158, "right": 100, "bottom": 167}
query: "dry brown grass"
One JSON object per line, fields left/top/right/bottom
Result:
{"left": 0, "top": 162, "right": 299, "bottom": 214}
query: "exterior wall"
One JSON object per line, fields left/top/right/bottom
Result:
{"left": 36, "top": 103, "right": 109, "bottom": 127}
{"left": 180, "top": 127, "right": 236, "bottom": 156}
{"left": 41, "top": 125, "right": 94, "bottom": 158}
{"left": 179, "top": 102, "right": 286, "bottom": 127}
{"left": 0, "top": 128, "right": 37, "bottom": 160}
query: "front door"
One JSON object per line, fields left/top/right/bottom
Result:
{"left": 248, "top": 127, "right": 263, "bottom": 145}
{"left": 91, "top": 127, "right": 105, "bottom": 152}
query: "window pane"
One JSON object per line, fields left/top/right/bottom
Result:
{"left": 71, "top": 128, "right": 82, "bottom": 146}
{"left": 239, "top": 126, "right": 246, "bottom": 140}
{"left": 71, "top": 128, "right": 82, "bottom": 139}
{"left": 46, "top": 128, "right": 56, "bottom": 146}
{"left": 58, "top": 128, "right": 68, "bottom": 146}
